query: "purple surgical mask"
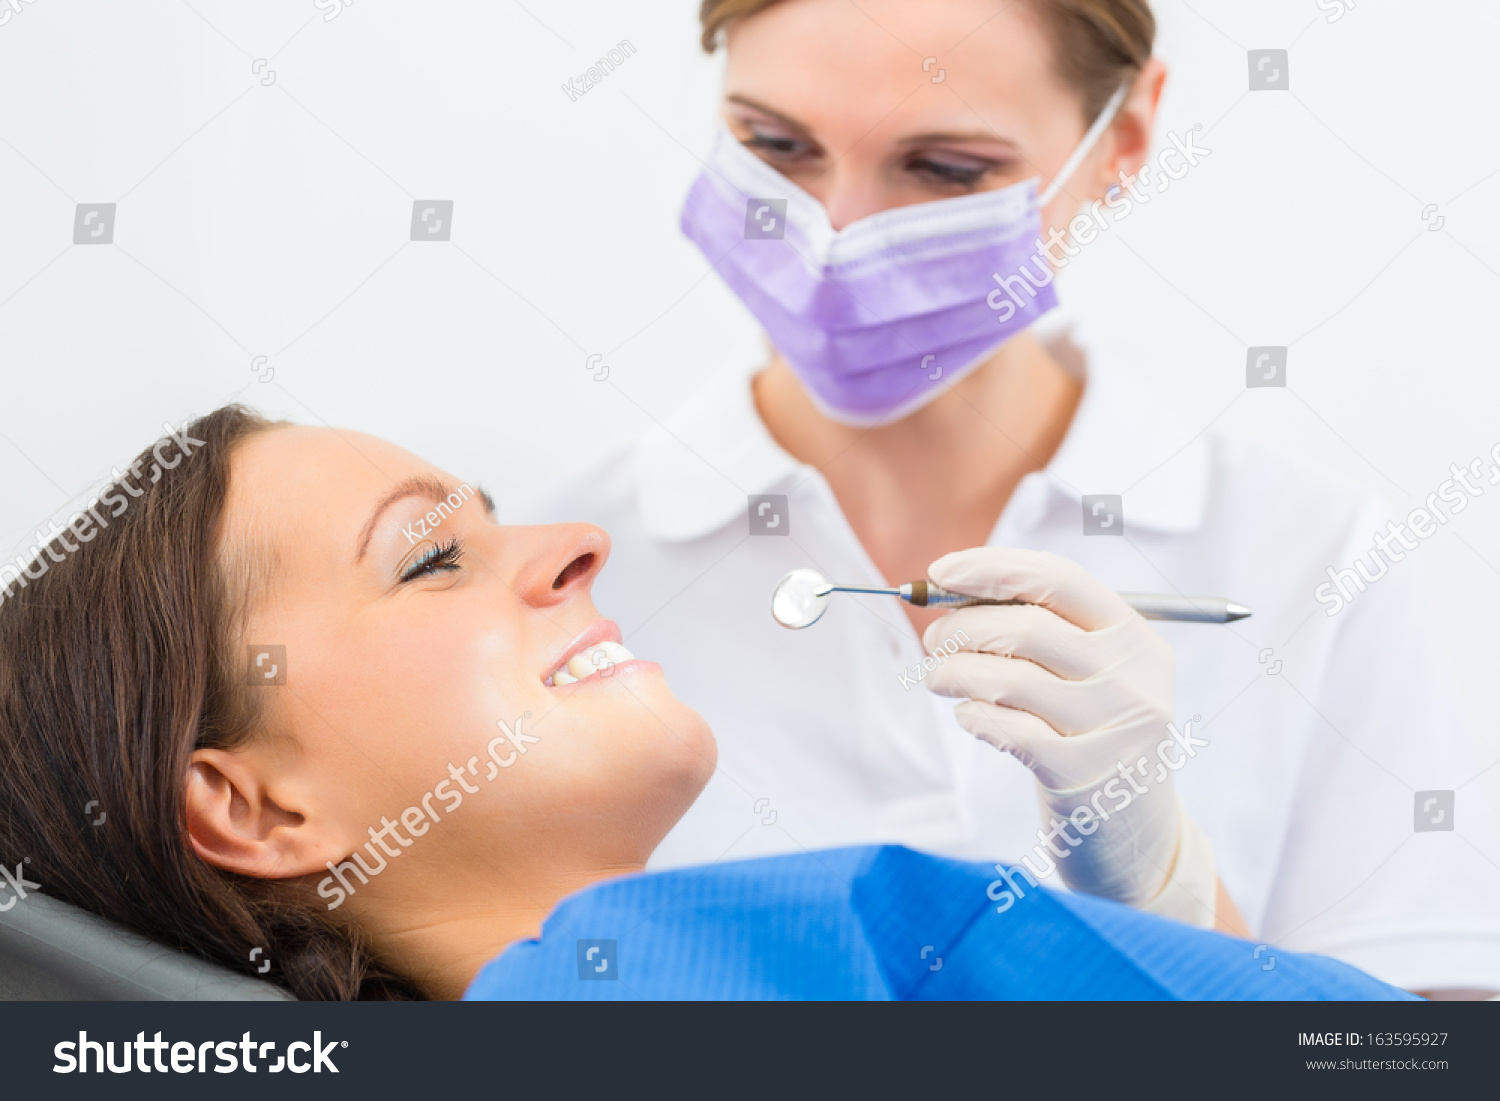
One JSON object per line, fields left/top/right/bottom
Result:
{"left": 681, "top": 86, "right": 1129, "bottom": 426}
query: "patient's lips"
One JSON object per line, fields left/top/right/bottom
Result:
{"left": 549, "top": 640, "right": 634, "bottom": 686}
{"left": 543, "top": 619, "right": 655, "bottom": 687}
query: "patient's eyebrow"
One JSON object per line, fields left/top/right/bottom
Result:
{"left": 355, "top": 475, "right": 466, "bottom": 563}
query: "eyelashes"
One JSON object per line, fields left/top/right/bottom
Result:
{"left": 740, "top": 130, "right": 999, "bottom": 192}
{"left": 743, "top": 130, "right": 820, "bottom": 170}
{"left": 744, "top": 130, "right": 811, "bottom": 156}
{"left": 906, "top": 156, "right": 996, "bottom": 189}
{"left": 401, "top": 537, "right": 464, "bottom": 583}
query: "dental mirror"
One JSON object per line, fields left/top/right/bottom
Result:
{"left": 771, "top": 568, "right": 1251, "bottom": 628}
{"left": 771, "top": 568, "right": 940, "bottom": 629}
{"left": 771, "top": 568, "right": 833, "bottom": 629}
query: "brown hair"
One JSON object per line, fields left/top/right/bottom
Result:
{"left": 698, "top": 0, "right": 1155, "bottom": 121}
{"left": 0, "top": 405, "right": 424, "bottom": 1000}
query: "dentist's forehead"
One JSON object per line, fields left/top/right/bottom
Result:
{"left": 723, "top": 2, "right": 1069, "bottom": 146}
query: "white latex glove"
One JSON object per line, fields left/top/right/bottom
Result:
{"left": 922, "top": 547, "right": 1217, "bottom": 927}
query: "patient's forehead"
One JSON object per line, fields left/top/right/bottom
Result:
{"left": 220, "top": 426, "right": 440, "bottom": 609}
{"left": 228, "top": 426, "right": 432, "bottom": 535}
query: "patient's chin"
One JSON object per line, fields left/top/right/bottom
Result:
{"left": 641, "top": 700, "right": 717, "bottom": 810}
{"left": 613, "top": 672, "right": 714, "bottom": 750}
{"left": 645, "top": 735, "right": 717, "bottom": 846}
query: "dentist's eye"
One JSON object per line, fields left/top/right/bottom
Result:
{"left": 743, "top": 127, "right": 818, "bottom": 164}
{"left": 401, "top": 538, "right": 464, "bottom": 582}
{"left": 907, "top": 155, "right": 996, "bottom": 189}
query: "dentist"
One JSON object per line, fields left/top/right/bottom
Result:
{"left": 514, "top": 0, "right": 1500, "bottom": 993}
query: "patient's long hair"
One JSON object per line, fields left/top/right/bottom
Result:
{"left": 0, "top": 406, "right": 423, "bottom": 1000}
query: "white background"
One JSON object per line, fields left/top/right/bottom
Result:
{"left": 1, "top": 0, "right": 1498, "bottom": 805}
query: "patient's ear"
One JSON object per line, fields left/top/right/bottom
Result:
{"left": 185, "top": 747, "right": 340, "bottom": 879}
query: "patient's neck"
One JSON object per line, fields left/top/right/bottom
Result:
{"left": 359, "top": 861, "right": 646, "bottom": 1000}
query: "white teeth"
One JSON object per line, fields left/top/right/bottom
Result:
{"left": 548, "top": 641, "right": 636, "bottom": 686}
{"left": 565, "top": 651, "right": 598, "bottom": 679}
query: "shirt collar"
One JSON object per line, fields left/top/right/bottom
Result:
{"left": 635, "top": 316, "right": 1210, "bottom": 542}
{"left": 1032, "top": 314, "right": 1211, "bottom": 536}
{"left": 635, "top": 336, "right": 805, "bottom": 542}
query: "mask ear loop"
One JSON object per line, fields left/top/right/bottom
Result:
{"left": 1037, "top": 81, "right": 1132, "bottom": 208}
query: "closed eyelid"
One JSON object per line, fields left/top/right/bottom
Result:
{"left": 356, "top": 477, "right": 492, "bottom": 563}
{"left": 398, "top": 537, "right": 464, "bottom": 582}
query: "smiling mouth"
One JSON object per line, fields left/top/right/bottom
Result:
{"left": 545, "top": 640, "right": 636, "bottom": 686}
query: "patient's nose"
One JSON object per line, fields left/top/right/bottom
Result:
{"left": 513, "top": 523, "right": 609, "bottom": 609}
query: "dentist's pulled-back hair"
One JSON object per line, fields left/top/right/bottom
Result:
{"left": 0, "top": 405, "right": 424, "bottom": 1001}
{"left": 699, "top": 0, "right": 1156, "bottom": 123}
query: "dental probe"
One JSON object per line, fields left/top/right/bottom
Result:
{"left": 771, "top": 568, "right": 1251, "bottom": 629}
{"left": 829, "top": 580, "right": 1250, "bottom": 622}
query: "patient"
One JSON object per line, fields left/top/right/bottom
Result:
{"left": 0, "top": 408, "right": 1405, "bottom": 1000}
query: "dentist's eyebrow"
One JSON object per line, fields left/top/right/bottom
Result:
{"left": 727, "top": 94, "right": 1015, "bottom": 153}
{"left": 725, "top": 94, "right": 813, "bottom": 136}
{"left": 894, "top": 129, "right": 1019, "bottom": 151}
{"left": 355, "top": 475, "right": 471, "bottom": 563}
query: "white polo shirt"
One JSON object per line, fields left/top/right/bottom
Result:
{"left": 509, "top": 317, "right": 1500, "bottom": 992}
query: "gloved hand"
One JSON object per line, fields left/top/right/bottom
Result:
{"left": 921, "top": 547, "right": 1217, "bottom": 927}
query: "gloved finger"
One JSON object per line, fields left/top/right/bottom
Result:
{"left": 922, "top": 603, "right": 1097, "bottom": 681}
{"left": 927, "top": 547, "right": 1134, "bottom": 631}
{"left": 955, "top": 699, "right": 1161, "bottom": 793}
{"left": 926, "top": 651, "right": 1101, "bottom": 737}
{"left": 951, "top": 700, "right": 1075, "bottom": 790}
